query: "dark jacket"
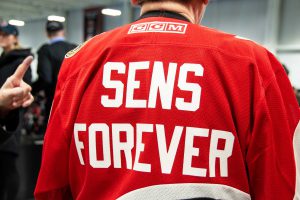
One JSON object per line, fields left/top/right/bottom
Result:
{"left": 0, "top": 127, "right": 11, "bottom": 145}
{"left": 33, "top": 40, "right": 76, "bottom": 120}
{"left": 0, "top": 48, "right": 32, "bottom": 154}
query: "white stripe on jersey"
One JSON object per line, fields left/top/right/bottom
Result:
{"left": 117, "top": 183, "right": 250, "bottom": 200}
{"left": 294, "top": 121, "right": 300, "bottom": 200}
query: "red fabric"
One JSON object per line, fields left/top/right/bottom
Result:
{"left": 35, "top": 17, "right": 300, "bottom": 200}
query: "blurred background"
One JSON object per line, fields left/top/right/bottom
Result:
{"left": 0, "top": 0, "right": 299, "bottom": 199}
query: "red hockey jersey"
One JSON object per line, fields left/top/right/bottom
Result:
{"left": 35, "top": 15, "right": 300, "bottom": 200}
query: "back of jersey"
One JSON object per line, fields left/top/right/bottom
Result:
{"left": 35, "top": 15, "right": 300, "bottom": 200}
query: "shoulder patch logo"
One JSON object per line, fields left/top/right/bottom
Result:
{"left": 65, "top": 40, "right": 89, "bottom": 58}
{"left": 128, "top": 21, "right": 187, "bottom": 34}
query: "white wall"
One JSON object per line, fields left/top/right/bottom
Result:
{"left": 278, "top": 53, "right": 300, "bottom": 89}
{"left": 277, "top": 0, "right": 300, "bottom": 89}
{"left": 18, "top": 19, "right": 48, "bottom": 52}
{"left": 202, "top": 0, "right": 268, "bottom": 44}
{"left": 67, "top": 9, "right": 84, "bottom": 44}
{"left": 18, "top": 19, "right": 48, "bottom": 81}
{"left": 279, "top": 0, "right": 300, "bottom": 47}
{"left": 66, "top": 6, "right": 125, "bottom": 42}
{"left": 103, "top": 4, "right": 125, "bottom": 32}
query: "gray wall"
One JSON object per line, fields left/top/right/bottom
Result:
{"left": 202, "top": 0, "right": 268, "bottom": 44}
{"left": 18, "top": 19, "right": 49, "bottom": 81}
{"left": 278, "top": 53, "right": 300, "bottom": 89}
{"left": 103, "top": 4, "right": 124, "bottom": 32}
{"left": 277, "top": 0, "right": 300, "bottom": 89}
{"left": 279, "top": 0, "right": 300, "bottom": 47}
{"left": 67, "top": 9, "right": 84, "bottom": 44}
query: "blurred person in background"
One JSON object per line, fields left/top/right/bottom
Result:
{"left": 295, "top": 89, "right": 300, "bottom": 106}
{"left": 283, "top": 64, "right": 300, "bottom": 106}
{"left": 0, "top": 23, "right": 32, "bottom": 200}
{"left": 33, "top": 20, "right": 76, "bottom": 125}
{"left": 0, "top": 56, "right": 34, "bottom": 145}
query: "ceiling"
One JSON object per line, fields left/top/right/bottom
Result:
{"left": 0, "top": 0, "right": 122, "bottom": 22}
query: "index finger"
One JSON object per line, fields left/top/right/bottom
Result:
{"left": 13, "top": 56, "right": 33, "bottom": 81}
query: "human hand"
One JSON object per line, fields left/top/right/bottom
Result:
{"left": 0, "top": 56, "right": 34, "bottom": 117}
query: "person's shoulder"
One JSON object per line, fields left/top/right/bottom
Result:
{"left": 190, "top": 25, "right": 280, "bottom": 83}
{"left": 63, "top": 38, "right": 93, "bottom": 60}
{"left": 59, "top": 25, "right": 130, "bottom": 82}
{"left": 69, "top": 42, "right": 78, "bottom": 49}
{"left": 55, "top": 40, "right": 77, "bottom": 48}
{"left": 190, "top": 24, "right": 268, "bottom": 60}
{"left": 37, "top": 43, "right": 50, "bottom": 54}
{"left": 38, "top": 43, "right": 50, "bottom": 50}
{"left": 64, "top": 24, "right": 130, "bottom": 60}
{"left": 3, "top": 48, "right": 32, "bottom": 64}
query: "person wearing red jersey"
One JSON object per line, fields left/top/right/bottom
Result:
{"left": 35, "top": 0, "right": 300, "bottom": 199}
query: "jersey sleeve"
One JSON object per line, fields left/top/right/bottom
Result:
{"left": 34, "top": 58, "right": 77, "bottom": 200}
{"left": 246, "top": 50, "right": 300, "bottom": 200}
{"left": 34, "top": 38, "right": 95, "bottom": 199}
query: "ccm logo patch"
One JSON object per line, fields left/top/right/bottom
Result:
{"left": 128, "top": 22, "right": 187, "bottom": 34}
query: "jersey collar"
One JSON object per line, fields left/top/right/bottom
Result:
{"left": 139, "top": 10, "right": 190, "bottom": 23}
